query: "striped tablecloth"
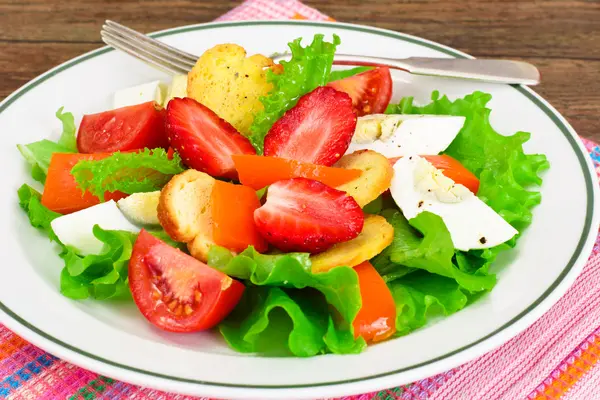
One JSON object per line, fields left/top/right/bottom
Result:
{"left": 2, "top": 1, "right": 600, "bottom": 399}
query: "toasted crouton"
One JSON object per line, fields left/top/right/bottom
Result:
{"left": 310, "top": 214, "right": 394, "bottom": 273}
{"left": 157, "top": 170, "right": 216, "bottom": 261}
{"left": 187, "top": 235, "right": 216, "bottom": 264}
{"left": 187, "top": 44, "right": 276, "bottom": 135}
{"left": 335, "top": 150, "right": 393, "bottom": 207}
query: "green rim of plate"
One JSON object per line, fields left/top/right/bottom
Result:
{"left": 0, "top": 21, "right": 596, "bottom": 389}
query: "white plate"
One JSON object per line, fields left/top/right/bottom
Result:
{"left": 0, "top": 21, "right": 598, "bottom": 400}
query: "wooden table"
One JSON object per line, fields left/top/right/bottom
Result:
{"left": 1, "top": 0, "right": 598, "bottom": 142}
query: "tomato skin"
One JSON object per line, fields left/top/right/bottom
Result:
{"left": 129, "top": 230, "right": 245, "bottom": 333}
{"left": 327, "top": 67, "right": 393, "bottom": 116}
{"left": 41, "top": 152, "right": 126, "bottom": 214}
{"left": 77, "top": 101, "right": 168, "bottom": 154}
{"left": 389, "top": 155, "right": 480, "bottom": 194}
{"left": 232, "top": 155, "right": 362, "bottom": 190}
{"left": 352, "top": 261, "right": 396, "bottom": 343}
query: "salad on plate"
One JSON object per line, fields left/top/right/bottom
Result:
{"left": 16, "top": 34, "right": 549, "bottom": 357}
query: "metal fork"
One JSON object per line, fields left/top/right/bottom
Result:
{"left": 101, "top": 20, "right": 541, "bottom": 85}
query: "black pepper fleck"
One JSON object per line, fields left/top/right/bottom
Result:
{"left": 418, "top": 201, "right": 424, "bottom": 208}
{"left": 479, "top": 237, "right": 487, "bottom": 244}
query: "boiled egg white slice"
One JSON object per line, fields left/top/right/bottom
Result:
{"left": 113, "top": 80, "right": 167, "bottom": 109}
{"left": 51, "top": 200, "right": 140, "bottom": 255}
{"left": 347, "top": 114, "right": 466, "bottom": 158}
{"left": 117, "top": 191, "right": 160, "bottom": 226}
{"left": 163, "top": 74, "right": 188, "bottom": 106}
{"left": 390, "top": 155, "right": 518, "bottom": 251}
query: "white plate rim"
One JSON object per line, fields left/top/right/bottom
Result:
{"left": 0, "top": 20, "right": 597, "bottom": 397}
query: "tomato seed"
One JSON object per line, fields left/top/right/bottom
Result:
{"left": 184, "top": 305, "right": 193, "bottom": 315}
{"left": 194, "top": 291, "right": 202, "bottom": 302}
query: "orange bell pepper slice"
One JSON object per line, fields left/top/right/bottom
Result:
{"left": 353, "top": 261, "right": 397, "bottom": 343}
{"left": 389, "top": 154, "right": 480, "bottom": 194}
{"left": 41, "top": 152, "right": 126, "bottom": 214}
{"left": 211, "top": 180, "right": 268, "bottom": 253}
{"left": 232, "top": 155, "right": 362, "bottom": 190}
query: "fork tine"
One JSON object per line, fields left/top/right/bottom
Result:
{"left": 105, "top": 20, "right": 198, "bottom": 65}
{"left": 101, "top": 31, "right": 190, "bottom": 75}
{"left": 102, "top": 28, "right": 195, "bottom": 72}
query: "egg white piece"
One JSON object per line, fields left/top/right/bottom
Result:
{"left": 113, "top": 80, "right": 166, "bottom": 109}
{"left": 51, "top": 200, "right": 140, "bottom": 255}
{"left": 347, "top": 114, "right": 466, "bottom": 158}
{"left": 390, "top": 155, "right": 518, "bottom": 251}
{"left": 117, "top": 191, "right": 160, "bottom": 226}
{"left": 164, "top": 74, "right": 188, "bottom": 106}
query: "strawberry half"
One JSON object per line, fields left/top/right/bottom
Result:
{"left": 254, "top": 178, "right": 364, "bottom": 253}
{"left": 263, "top": 86, "right": 357, "bottom": 166}
{"left": 166, "top": 98, "right": 256, "bottom": 179}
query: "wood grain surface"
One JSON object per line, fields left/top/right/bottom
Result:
{"left": 0, "top": 0, "right": 598, "bottom": 142}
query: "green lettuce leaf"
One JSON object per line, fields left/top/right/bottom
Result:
{"left": 248, "top": 34, "right": 341, "bottom": 153}
{"left": 55, "top": 107, "right": 78, "bottom": 151}
{"left": 17, "top": 185, "right": 134, "bottom": 300}
{"left": 386, "top": 91, "right": 549, "bottom": 231}
{"left": 70, "top": 148, "right": 185, "bottom": 201}
{"left": 18, "top": 184, "right": 182, "bottom": 300}
{"left": 59, "top": 227, "right": 184, "bottom": 300}
{"left": 219, "top": 286, "right": 366, "bottom": 357}
{"left": 327, "top": 66, "right": 372, "bottom": 82}
{"left": 208, "top": 246, "right": 361, "bottom": 324}
{"left": 17, "top": 184, "right": 61, "bottom": 242}
{"left": 59, "top": 226, "right": 136, "bottom": 300}
{"left": 388, "top": 271, "right": 469, "bottom": 336}
{"left": 17, "top": 107, "right": 78, "bottom": 183}
{"left": 17, "top": 140, "right": 71, "bottom": 183}
{"left": 362, "top": 196, "right": 384, "bottom": 215}
{"left": 372, "top": 210, "right": 496, "bottom": 292}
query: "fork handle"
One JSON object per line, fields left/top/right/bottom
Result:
{"left": 332, "top": 55, "right": 540, "bottom": 85}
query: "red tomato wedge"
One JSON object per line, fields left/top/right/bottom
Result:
{"left": 389, "top": 155, "right": 480, "bottom": 194}
{"left": 129, "top": 230, "right": 245, "bottom": 333}
{"left": 41, "top": 152, "right": 126, "bottom": 214}
{"left": 166, "top": 97, "right": 256, "bottom": 179}
{"left": 353, "top": 261, "right": 397, "bottom": 343}
{"left": 232, "top": 155, "right": 362, "bottom": 190}
{"left": 327, "top": 67, "right": 393, "bottom": 116}
{"left": 77, "top": 101, "right": 168, "bottom": 153}
{"left": 263, "top": 86, "right": 356, "bottom": 166}
{"left": 254, "top": 178, "right": 364, "bottom": 253}
{"left": 211, "top": 181, "right": 268, "bottom": 253}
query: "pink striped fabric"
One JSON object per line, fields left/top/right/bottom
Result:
{"left": 216, "top": 0, "right": 331, "bottom": 21}
{"left": 562, "top": 357, "right": 600, "bottom": 400}
{"left": 431, "top": 254, "right": 600, "bottom": 400}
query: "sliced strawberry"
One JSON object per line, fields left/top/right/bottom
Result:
{"left": 327, "top": 67, "right": 392, "bottom": 116}
{"left": 254, "top": 178, "right": 364, "bottom": 253}
{"left": 263, "top": 86, "right": 356, "bottom": 166}
{"left": 166, "top": 98, "right": 256, "bottom": 179}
